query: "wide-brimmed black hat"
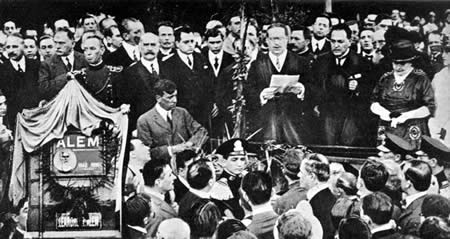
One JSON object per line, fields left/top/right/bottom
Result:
{"left": 419, "top": 135, "right": 450, "bottom": 163}
{"left": 377, "top": 132, "right": 415, "bottom": 156}
{"left": 390, "top": 43, "right": 418, "bottom": 63}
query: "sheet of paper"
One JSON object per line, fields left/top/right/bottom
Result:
{"left": 270, "top": 75, "right": 299, "bottom": 93}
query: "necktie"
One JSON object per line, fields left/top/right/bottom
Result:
{"left": 214, "top": 57, "right": 219, "bottom": 70}
{"left": 167, "top": 112, "right": 173, "bottom": 129}
{"left": 315, "top": 43, "right": 320, "bottom": 54}
{"left": 187, "top": 56, "right": 192, "bottom": 68}
{"left": 17, "top": 64, "right": 24, "bottom": 73}
{"left": 150, "top": 63, "right": 156, "bottom": 74}
{"left": 276, "top": 57, "right": 280, "bottom": 71}
{"left": 65, "top": 57, "right": 72, "bottom": 71}
{"left": 133, "top": 49, "right": 139, "bottom": 62}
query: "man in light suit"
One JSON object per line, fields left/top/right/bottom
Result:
{"left": 137, "top": 79, "right": 207, "bottom": 162}
{"left": 38, "top": 28, "right": 87, "bottom": 101}
{"left": 397, "top": 159, "right": 432, "bottom": 237}
{"left": 123, "top": 32, "right": 162, "bottom": 131}
{"left": 141, "top": 157, "right": 177, "bottom": 238}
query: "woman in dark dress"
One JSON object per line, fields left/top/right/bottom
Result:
{"left": 370, "top": 44, "right": 435, "bottom": 149}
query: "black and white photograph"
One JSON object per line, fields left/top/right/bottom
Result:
{"left": 0, "top": 0, "right": 449, "bottom": 238}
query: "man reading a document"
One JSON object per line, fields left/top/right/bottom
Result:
{"left": 246, "top": 23, "right": 317, "bottom": 144}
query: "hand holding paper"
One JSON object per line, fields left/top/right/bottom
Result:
{"left": 269, "top": 74, "right": 300, "bottom": 93}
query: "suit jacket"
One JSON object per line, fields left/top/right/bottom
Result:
{"left": 0, "top": 58, "right": 40, "bottom": 128}
{"left": 308, "top": 39, "right": 331, "bottom": 58}
{"left": 248, "top": 210, "right": 279, "bottom": 239}
{"left": 137, "top": 106, "right": 207, "bottom": 160}
{"left": 160, "top": 52, "right": 213, "bottom": 127}
{"left": 143, "top": 192, "right": 177, "bottom": 238}
{"left": 372, "top": 229, "right": 402, "bottom": 239}
{"left": 38, "top": 51, "right": 87, "bottom": 101}
{"left": 397, "top": 194, "right": 427, "bottom": 236}
{"left": 123, "top": 61, "right": 161, "bottom": 130}
{"left": 157, "top": 48, "right": 175, "bottom": 61}
{"left": 201, "top": 48, "right": 234, "bottom": 79}
{"left": 272, "top": 181, "right": 307, "bottom": 215}
{"left": 178, "top": 191, "right": 209, "bottom": 221}
{"left": 104, "top": 45, "right": 135, "bottom": 68}
{"left": 309, "top": 187, "right": 337, "bottom": 239}
{"left": 173, "top": 177, "right": 190, "bottom": 203}
{"left": 246, "top": 51, "right": 317, "bottom": 144}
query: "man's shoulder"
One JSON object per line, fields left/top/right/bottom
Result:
{"left": 138, "top": 107, "right": 158, "bottom": 121}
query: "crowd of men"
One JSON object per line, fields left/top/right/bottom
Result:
{"left": 0, "top": 5, "right": 449, "bottom": 239}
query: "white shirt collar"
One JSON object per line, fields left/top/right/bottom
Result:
{"left": 122, "top": 41, "right": 139, "bottom": 61}
{"left": 251, "top": 203, "right": 275, "bottom": 216}
{"left": 190, "top": 188, "right": 211, "bottom": 199}
{"left": 160, "top": 48, "right": 173, "bottom": 55}
{"left": 371, "top": 220, "right": 397, "bottom": 234}
{"left": 141, "top": 57, "right": 159, "bottom": 74}
{"left": 10, "top": 56, "right": 26, "bottom": 71}
{"left": 404, "top": 191, "right": 427, "bottom": 208}
{"left": 155, "top": 103, "right": 171, "bottom": 121}
{"left": 62, "top": 51, "right": 74, "bottom": 68}
{"left": 127, "top": 225, "right": 147, "bottom": 234}
{"left": 307, "top": 183, "right": 329, "bottom": 201}
{"left": 209, "top": 50, "right": 224, "bottom": 76}
{"left": 177, "top": 49, "right": 193, "bottom": 69}
{"left": 268, "top": 50, "right": 288, "bottom": 72}
{"left": 311, "top": 37, "right": 326, "bottom": 52}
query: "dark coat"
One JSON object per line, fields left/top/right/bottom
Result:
{"left": 104, "top": 45, "right": 134, "bottom": 68}
{"left": 123, "top": 60, "right": 161, "bottom": 130}
{"left": 137, "top": 106, "right": 207, "bottom": 160}
{"left": 178, "top": 191, "right": 209, "bottom": 221}
{"left": 38, "top": 51, "right": 87, "bottom": 101}
{"left": 308, "top": 39, "right": 332, "bottom": 58}
{"left": 248, "top": 210, "right": 279, "bottom": 239}
{"left": 0, "top": 58, "right": 40, "bottom": 128}
{"left": 309, "top": 187, "right": 337, "bottom": 239}
{"left": 201, "top": 48, "right": 235, "bottom": 80}
{"left": 245, "top": 51, "right": 318, "bottom": 144}
{"left": 160, "top": 52, "right": 213, "bottom": 127}
{"left": 397, "top": 194, "right": 427, "bottom": 236}
{"left": 372, "top": 229, "right": 402, "bottom": 239}
{"left": 272, "top": 181, "right": 307, "bottom": 215}
{"left": 312, "top": 50, "right": 374, "bottom": 146}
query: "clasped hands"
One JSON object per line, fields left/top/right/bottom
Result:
{"left": 171, "top": 141, "right": 194, "bottom": 154}
{"left": 380, "top": 112, "right": 408, "bottom": 128}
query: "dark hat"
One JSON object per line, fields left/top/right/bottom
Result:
{"left": 385, "top": 26, "right": 411, "bottom": 45}
{"left": 378, "top": 132, "right": 415, "bottom": 156}
{"left": 216, "top": 138, "right": 253, "bottom": 158}
{"left": 390, "top": 44, "right": 418, "bottom": 63}
{"left": 420, "top": 135, "right": 450, "bottom": 163}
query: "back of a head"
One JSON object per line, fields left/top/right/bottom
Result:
{"left": 241, "top": 171, "right": 272, "bottom": 206}
{"left": 362, "top": 191, "right": 393, "bottom": 225}
{"left": 187, "top": 158, "right": 213, "bottom": 190}
{"left": 227, "top": 231, "right": 258, "bottom": 239}
{"left": 189, "top": 201, "right": 222, "bottom": 239}
{"left": 421, "top": 194, "right": 450, "bottom": 218}
{"left": 142, "top": 157, "right": 169, "bottom": 187}
{"left": 331, "top": 197, "right": 361, "bottom": 229}
{"left": 158, "top": 218, "right": 191, "bottom": 239}
{"left": 360, "top": 159, "right": 389, "bottom": 192}
{"left": 419, "top": 216, "right": 450, "bottom": 239}
{"left": 303, "top": 153, "right": 330, "bottom": 182}
{"left": 277, "top": 210, "right": 312, "bottom": 239}
{"left": 216, "top": 219, "right": 247, "bottom": 239}
{"left": 124, "top": 194, "right": 151, "bottom": 227}
{"left": 404, "top": 159, "right": 432, "bottom": 192}
{"left": 338, "top": 216, "right": 371, "bottom": 239}
{"left": 335, "top": 172, "right": 358, "bottom": 196}
{"left": 282, "top": 149, "right": 305, "bottom": 180}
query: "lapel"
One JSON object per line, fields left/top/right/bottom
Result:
{"left": 149, "top": 193, "right": 177, "bottom": 216}
{"left": 149, "top": 107, "right": 172, "bottom": 132}
{"left": 52, "top": 55, "right": 67, "bottom": 72}
{"left": 398, "top": 195, "right": 425, "bottom": 221}
{"left": 175, "top": 52, "right": 192, "bottom": 72}
{"left": 258, "top": 54, "right": 274, "bottom": 85}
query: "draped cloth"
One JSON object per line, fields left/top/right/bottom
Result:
{"left": 9, "top": 80, "right": 128, "bottom": 206}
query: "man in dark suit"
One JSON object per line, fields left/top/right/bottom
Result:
{"left": 298, "top": 153, "right": 336, "bottom": 239}
{"left": 105, "top": 18, "right": 143, "bottom": 68}
{"left": 160, "top": 25, "right": 213, "bottom": 129}
{"left": 289, "top": 25, "right": 314, "bottom": 66}
{"left": 246, "top": 23, "right": 317, "bottom": 145}
{"left": 362, "top": 192, "right": 401, "bottom": 239}
{"left": 123, "top": 33, "right": 162, "bottom": 130}
{"left": 156, "top": 21, "right": 176, "bottom": 61}
{"left": 137, "top": 79, "right": 208, "bottom": 162}
{"left": 397, "top": 159, "right": 432, "bottom": 236}
{"left": 179, "top": 158, "right": 215, "bottom": 221}
{"left": 0, "top": 33, "right": 40, "bottom": 128}
{"left": 242, "top": 171, "right": 278, "bottom": 239}
{"left": 141, "top": 157, "right": 178, "bottom": 238}
{"left": 202, "top": 28, "right": 234, "bottom": 137}
{"left": 309, "top": 14, "right": 332, "bottom": 59}
{"left": 38, "top": 28, "right": 87, "bottom": 102}
{"left": 312, "top": 24, "right": 373, "bottom": 146}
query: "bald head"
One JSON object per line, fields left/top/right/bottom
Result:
{"left": 139, "top": 32, "right": 160, "bottom": 61}
{"left": 157, "top": 218, "right": 190, "bottom": 239}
